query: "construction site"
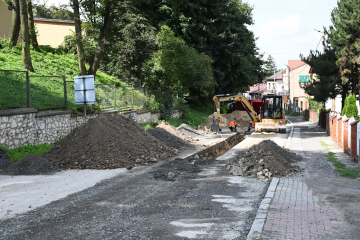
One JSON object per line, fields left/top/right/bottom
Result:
{"left": 0, "top": 109, "right": 315, "bottom": 239}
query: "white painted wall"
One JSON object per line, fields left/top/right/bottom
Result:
{"left": 325, "top": 95, "right": 360, "bottom": 117}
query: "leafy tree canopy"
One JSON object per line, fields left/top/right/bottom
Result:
{"left": 33, "top": 2, "right": 75, "bottom": 20}
{"left": 142, "top": 25, "right": 214, "bottom": 102}
{"left": 135, "top": 0, "right": 264, "bottom": 94}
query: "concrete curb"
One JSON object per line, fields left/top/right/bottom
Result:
{"left": 247, "top": 177, "right": 279, "bottom": 240}
{"left": 284, "top": 119, "right": 293, "bottom": 149}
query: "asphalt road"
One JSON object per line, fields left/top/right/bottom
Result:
{"left": 0, "top": 137, "right": 274, "bottom": 240}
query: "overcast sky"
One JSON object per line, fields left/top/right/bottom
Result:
{"left": 246, "top": 0, "right": 339, "bottom": 70}
{"left": 41, "top": 0, "right": 339, "bottom": 70}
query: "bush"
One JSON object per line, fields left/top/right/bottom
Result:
{"left": 342, "top": 93, "right": 359, "bottom": 120}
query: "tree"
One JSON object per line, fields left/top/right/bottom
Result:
{"left": 19, "top": 0, "right": 34, "bottom": 72}
{"left": 135, "top": 0, "right": 264, "bottom": 95}
{"left": 8, "top": 0, "right": 21, "bottom": 46}
{"left": 264, "top": 55, "right": 277, "bottom": 78}
{"left": 325, "top": 0, "right": 360, "bottom": 106}
{"left": 99, "top": 11, "right": 157, "bottom": 87}
{"left": 72, "top": 0, "right": 86, "bottom": 75}
{"left": 143, "top": 25, "right": 214, "bottom": 100}
{"left": 27, "top": 0, "right": 39, "bottom": 51}
{"left": 33, "top": 3, "right": 75, "bottom": 20}
{"left": 300, "top": 46, "right": 342, "bottom": 104}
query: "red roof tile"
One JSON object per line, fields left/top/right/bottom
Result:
{"left": 288, "top": 60, "right": 306, "bottom": 71}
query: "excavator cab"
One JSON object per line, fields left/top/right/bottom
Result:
{"left": 255, "top": 95, "right": 287, "bottom": 133}
{"left": 261, "top": 96, "right": 283, "bottom": 120}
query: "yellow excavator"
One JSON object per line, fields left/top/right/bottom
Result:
{"left": 212, "top": 93, "right": 287, "bottom": 133}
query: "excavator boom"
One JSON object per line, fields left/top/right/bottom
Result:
{"left": 212, "top": 93, "right": 287, "bottom": 133}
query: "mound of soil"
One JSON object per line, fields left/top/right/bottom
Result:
{"left": 147, "top": 126, "right": 194, "bottom": 150}
{"left": 152, "top": 156, "right": 216, "bottom": 181}
{"left": 0, "top": 154, "right": 61, "bottom": 175}
{"left": 198, "top": 110, "right": 251, "bottom": 131}
{"left": 226, "top": 140, "right": 302, "bottom": 178}
{"left": 176, "top": 124, "right": 203, "bottom": 139}
{"left": 42, "top": 115, "right": 176, "bottom": 169}
{"left": 155, "top": 122, "right": 194, "bottom": 143}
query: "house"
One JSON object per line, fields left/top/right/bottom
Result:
{"left": 282, "top": 60, "right": 310, "bottom": 111}
{"left": 265, "top": 69, "right": 286, "bottom": 96}
{"left": 0, "top": 1, "right": 75, "bottom": 48}
{"left": 247, "top": 83, "right": 267, "bottom": 100}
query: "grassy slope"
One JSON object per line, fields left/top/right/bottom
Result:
{"left": 0, "top": 42, "right": 126, "bottom": 110}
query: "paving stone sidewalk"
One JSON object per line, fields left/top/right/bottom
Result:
{"left": 261, "top": 178, "right": 338, "bottom": 240}
{"left": 248, "top": 118, "right": 343, "bottom": 240}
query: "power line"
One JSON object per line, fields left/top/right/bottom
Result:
{"left": 264, "top": 52, "right": 299, "bottom": 55}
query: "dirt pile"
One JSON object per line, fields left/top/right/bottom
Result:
{"left": 42, "top": 115, "right": 176, "bottom": 169}
{"left": 152, "top": 156, "right": 216, "bottom": 181}
{"left": 198, "top": 110, "right": 251, "bottom": 131}
{"left": 147, "top": 123, "right": 194, "bottom": 150}
{"left": 226, "top": 140, "right": 302, "bottom": 178}
{"left": 0, "top": 154, "right": 61, "bottom": 175}
{"left": 0, "top": 148, "right": 12, "bottom": 169}
{"left": 176, "top": 124, "right": 203, "bottom": 139}
{"left": 156, "top": 122, "right": 194, "bottom": 142}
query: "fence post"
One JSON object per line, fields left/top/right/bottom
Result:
{"left": 131, "top": 83, "right": 134, "bottom": 109}
{"left": 26, "top": 71, "right": 30, "bottom": 108}
{"left": 63, "top": 76, "right": 67, "bottom": 109}
{"left": 114, "top": 84, "right": 116, "bottom": 108}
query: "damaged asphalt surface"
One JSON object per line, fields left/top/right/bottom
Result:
{"left": 0, "top": 145, "right": 270, "bottom": 239}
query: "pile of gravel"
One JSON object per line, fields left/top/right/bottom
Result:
{"left": 176, "top": 124, "right": 204, "bottom": 139}
{"left": 147, "top": 126, "right": 194, "bottom": 150}
{"left": 0, "top": 154, "right": 61, "bottom": 175}
{"left": 226, "top": 140, "right": 302, "bottom": 178}
{"left": 43, "top": 114, "right": 176, "bottom": 170}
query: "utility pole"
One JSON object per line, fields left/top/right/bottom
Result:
{"left": 274, "top": 68, "right": 276, "bottom": 94}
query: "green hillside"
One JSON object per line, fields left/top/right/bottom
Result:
{"left": 0, "top": 40, "right": 153, "bottom": 111}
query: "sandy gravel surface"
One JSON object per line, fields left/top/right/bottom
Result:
{"left": 0, "top": 169, "right": 126, "bottom": 219}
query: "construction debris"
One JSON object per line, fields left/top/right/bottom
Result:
{"left": 225, "top": 140, "right": 302, "bottom": 178}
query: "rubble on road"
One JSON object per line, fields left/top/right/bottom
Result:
{"left": 152, "top": 157, "right": 216, "bottom": 181}
{"left": 42, "top": 114, "right": 176, "bottom": 170}
{"left": 0, "top": 154, "right": 61, "bottom": 175}
{"left": 225, "top": 140, "right": 302, "bottom": 178}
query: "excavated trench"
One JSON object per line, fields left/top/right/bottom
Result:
{"left": 152, "top": 133, "right": 245, "bottom": 181}
{"left": 185, "top": 133, "right": 245, "bottom": 160}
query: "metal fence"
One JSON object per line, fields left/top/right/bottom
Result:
{"left": 0, "top": 69, "right": 68, "bottom": 110}
{"left": 0, "top": 70, "right": 29, "bottom": 109}
{"left": 0, "top": 69, "right": 167, "bottom": 111}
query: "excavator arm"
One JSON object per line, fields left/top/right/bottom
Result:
{"left": 213, "top": 94, "right": 259, "bottom": 123}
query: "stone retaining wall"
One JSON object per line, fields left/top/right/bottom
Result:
{"left": 0, "top": 108, "right": 181, "bottom": 149}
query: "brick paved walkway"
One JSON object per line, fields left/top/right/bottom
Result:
{"left": 261, "top": 178, "right": 338, "bottom": 240}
